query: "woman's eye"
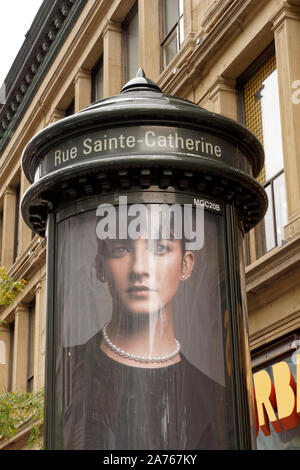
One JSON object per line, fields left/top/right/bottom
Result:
{"left": 149, "top": 241, "right": 170, "bottom": 255}
{"left": 111, "top": 246, "right": 129, "bottom": 258}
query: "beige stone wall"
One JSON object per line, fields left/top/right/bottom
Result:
{"left": 0, "top": 0, "right": 300, "bottom": 448}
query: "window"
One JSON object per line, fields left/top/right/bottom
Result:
{"left": 8, "top": 321, "right": 14, "bottom": 391}
{"left": 27, "top": 300, "right": 35, "bottom": 392}
{"left": 0, "top": 339, "right": 6, "bottom": 365}
{"left": 91, "top": 58, "right": 103, "bottom": 102}
{"left": 65, "top": 99, "right": 75, "bottom": 117}
{"left": 13, "top": 184, "right": 20, "bottom": 262}
{"left": 239, "top": 51, "right": 287, "bottom": 261}
{"left": 252, "top": 334, "right": 300, "bottom": 450}
{"left": 160, "top": 0, "right": 184, "bottom": 69}
{"left": 123, "top": 4, "right": 139, "bottom": 82}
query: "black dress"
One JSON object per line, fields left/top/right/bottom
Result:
{"left": 61, "top": 332, "right": 227, "bottom": 450}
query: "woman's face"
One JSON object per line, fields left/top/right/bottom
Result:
{"left": 103, "top": 237, "right": 194, "bottom": 315}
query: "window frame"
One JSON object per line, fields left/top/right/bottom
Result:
{"left": 27, "top": 299, "right": 35, "bottom": 392}
{"left": 236, "top": 43, "right": 287, "bottom": 264}
{"left": 65, "top": 99, "right": 75, "bottom": 117}
{"left": 13, "top": 184, "right": 20, "bottom": 263}
{"left": 122, "top": 2, "right": 139, "bottom": 84}
{"left": 91, "top": 57, "right": 103, "bottom": 103}
{"left": 261, "top": 167, "right": 285, "bottom": 250}
{"left": 8, "top": 321, "right": 14, "bottom": 392}
{"left": 160, "top": 0, "right": 184, "bottom": 70}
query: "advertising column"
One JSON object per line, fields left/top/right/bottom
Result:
{"left": 21, "top": 72, "right": 267, "bottom": 450}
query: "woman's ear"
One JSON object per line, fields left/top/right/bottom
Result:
{"left": 181, "top": 251, "right": 195, "bottom": 281}
{"left": 95, "top": 254, "right": 106, "bottom": 283}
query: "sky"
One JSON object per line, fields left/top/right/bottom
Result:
{"left": 0, "top": 0, "right": 44, "bottom": 87}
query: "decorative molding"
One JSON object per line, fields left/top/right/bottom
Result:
{"left": 48, "top": 108, "right": 66, "bottom": 124}
{"left": 102, "top": 18, "right": 122, "bottom": 36}
{"left": 10, "top": 236, "right": 46, "bottom": 281}
{"left": 0, "top": 422, "right": 44, "bottom": 450}
{"left": 271, "top": 0, "right": 300, "bottom": 30}
{"left": 246, "top": 235, "right": 300, "bottom": 295}
{"left": 0, "top": 239, "right": 46, "bottom": 324}
{"left": 74, "top": 67, "right": 91, "bottom": 83}
{"left": 206, "top": 76, "right": 236, "bottom": 102}
{"left": 0, "top": 0, "right": 85, "bottom": 156}
{"left": 24, "top": 158, "right": 265, "bottom": 238}
{"left": 14, "top": 303, "right": 29, "bottom": 316}
{"left": 201, "top": 0, "right": 236, "bottom": 34}
{"left": 249, "top": 309, "right": 300, "bottom": 351}
{"left": 3, "top": 185, "right": 17, "bottom": 197}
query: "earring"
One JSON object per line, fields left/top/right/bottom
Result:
{"left": 181, "top": 274, "right": 185, "bottom": 281}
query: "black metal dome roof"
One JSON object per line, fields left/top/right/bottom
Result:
{"left": 21, "top": 69, "right": 267, "bottom": 236}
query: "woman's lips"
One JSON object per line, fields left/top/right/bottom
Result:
{"left": 126, "top": 286, "right": 156, "bottom": 294}
{"left": 127, "top": 286, "right": 149, "bottom": 292}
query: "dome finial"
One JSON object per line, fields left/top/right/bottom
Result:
{"left": 136, "top": 68, "right": 146, "bottom": 78}
{"left": 121, "top": 68, "right": 162, "bottom": 94}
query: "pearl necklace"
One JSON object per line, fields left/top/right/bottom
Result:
{"left": 102, "top": 324, "right": 181, "bottom": 364}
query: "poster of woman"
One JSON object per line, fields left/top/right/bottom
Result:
{"left": 54, "top": 198, "right": 233, "bottom": 449}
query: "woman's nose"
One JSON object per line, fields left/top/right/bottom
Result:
{"left": 131, "top": 240, "right": 149, "bottom": 276}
